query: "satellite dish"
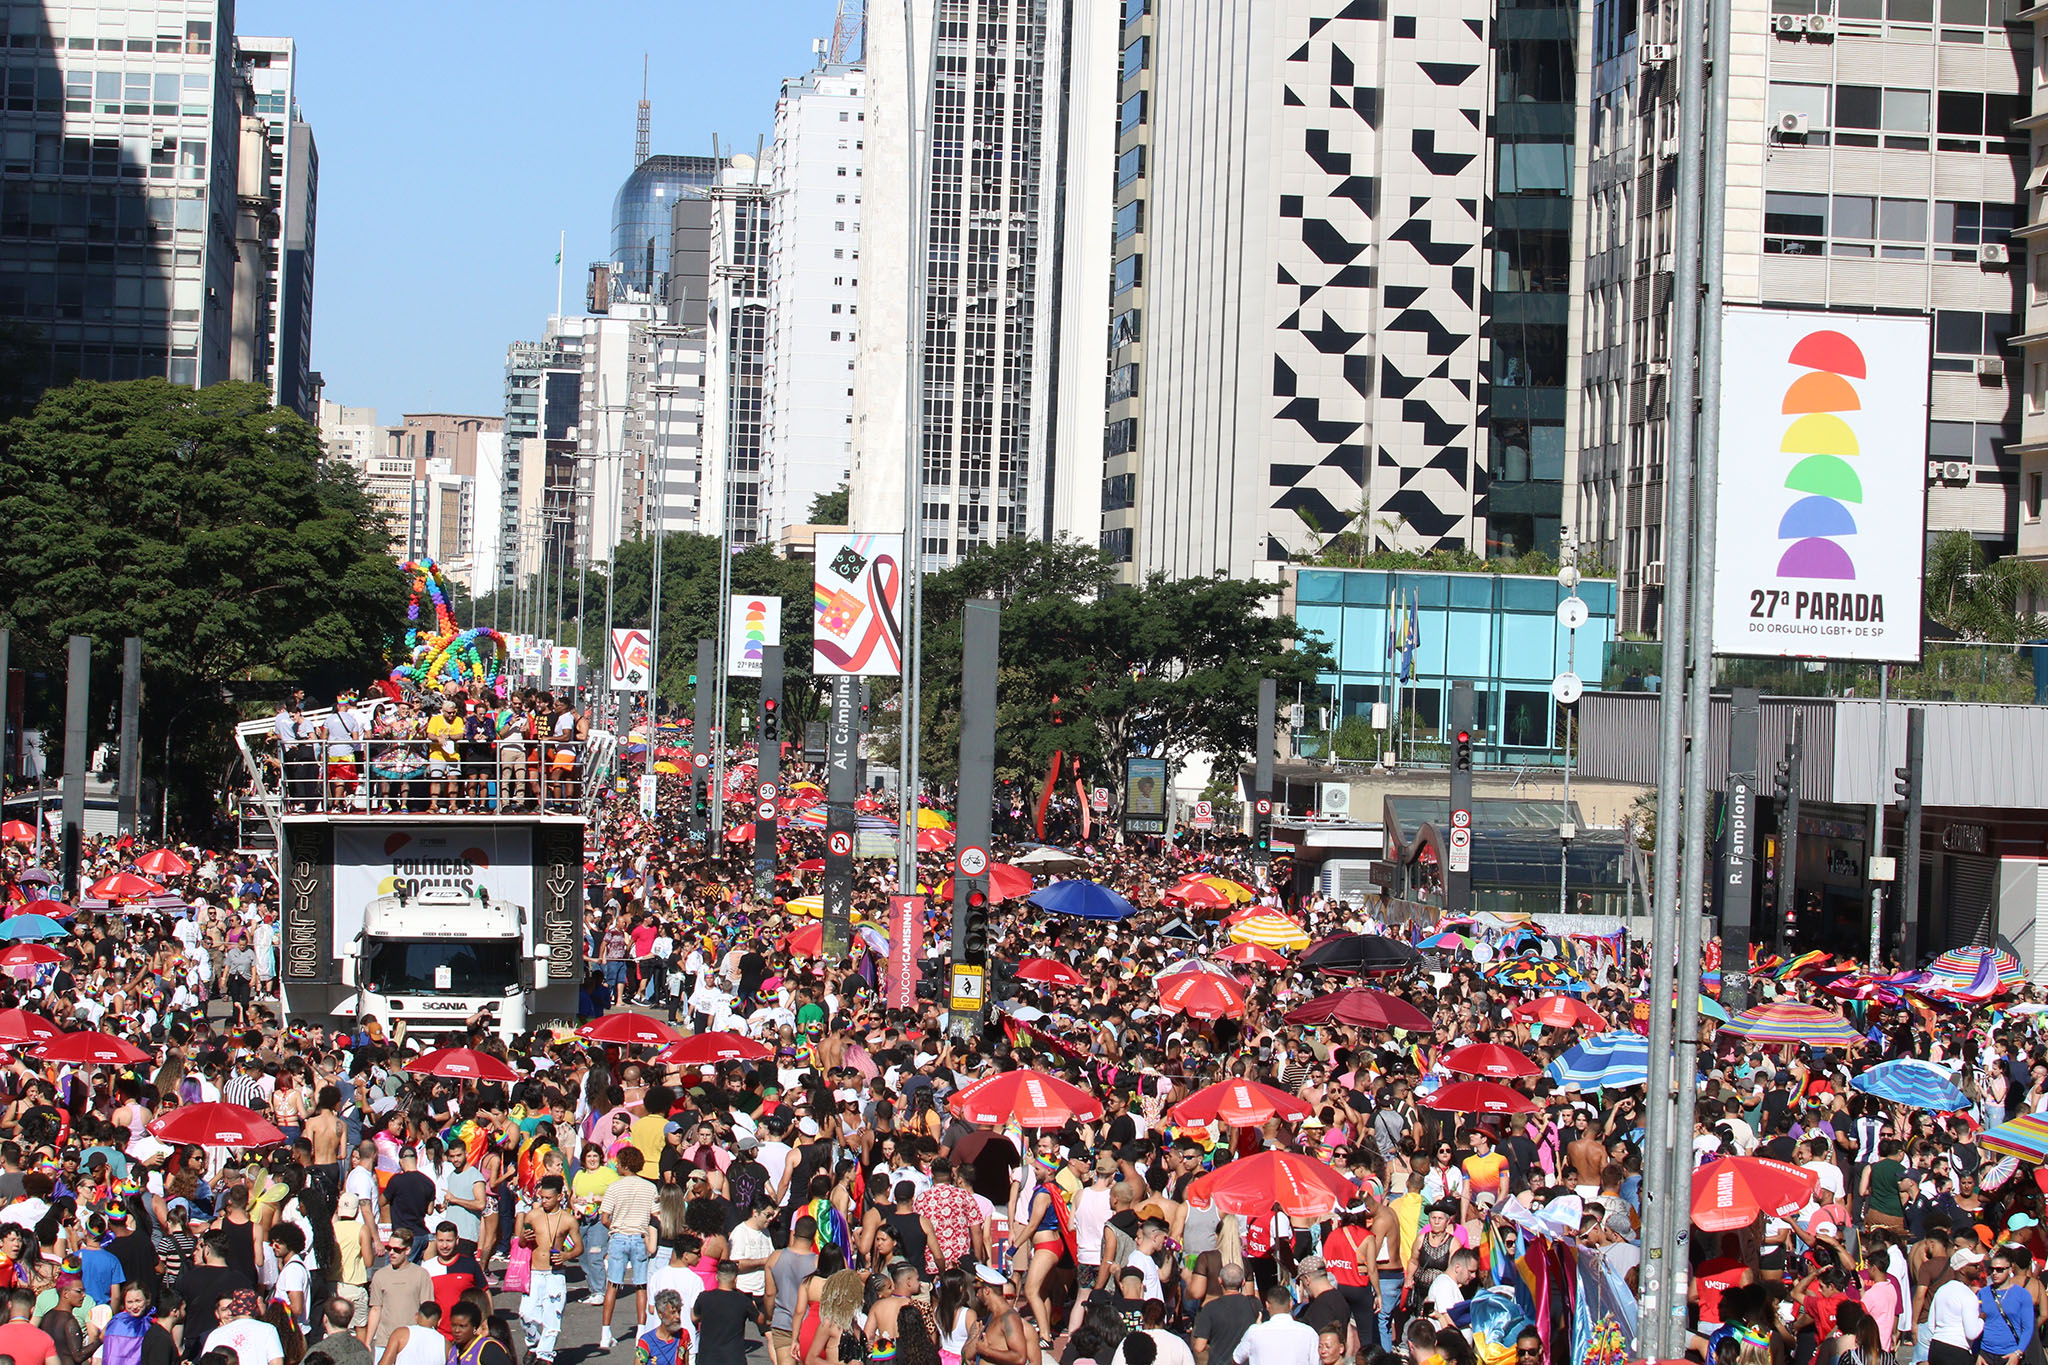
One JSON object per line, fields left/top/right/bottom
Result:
{"left": 1551, "top": 672, "right": 1584, "bottom": 705}
{"left": 1557, "top": 597, "right": 1590, "bottom": 630}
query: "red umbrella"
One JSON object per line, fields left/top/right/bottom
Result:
{"left": 87, "top": 873, "right": 161, "bottom": 900}
{"left": 794, "top": 858, "right": 826, "bottom": 873}
{"left": 133, "top": 849, "right": 192, "bottom": 877}
{"left": 0, "top": 944, "right": 64, "bottom": 970}
{"left": 1170, "top": 1080, "right": 1312, "bottom": 1129}
{"left": 947, "top": 1069, "right": 1102, "bottom": 1128}
{"left": 149, "top": 1102, "right": 286, "bottom": 1148}
{"left": 1422, "top": 1080, "right": 1540, "bottom": 1115}
{"left": 1157, "top": 971, "right": 1248, "bottom": 1020}
{"left": 1014, "top": 957, "right": 1084, "bottom": 988}
{"left": 1164, "top": 881, "right": 1233, "bottom": 911}
{"left": 653, "top": 1032, "right": 775, "bottom": 1065}
{"left": 577, "top": 1013, "right": 684, "bottom": 1047}
{"left": 13, "top": 901, "right": 71, "bottom": 920}
{"left": 783, "top": 923, "right": 824, "bottom": 958}
{"left": 0, "top": 1009, "right": 59, "bottom": 1044}
{"left": 1186, "top": 1151, "right": 1357, "bottom": 1217}
{"left": 1215, "top": 941, "right": 1288, "bottom": 968}
{"left": 937, "top": 860, "right": 1034, "bottom": 902}
{"left": 403, "top": 1048, "right": 522, "bottom": 1083}
{"left": 0, "top": 822, "right": 33, "bottom": 844}
{"left": 1510, "top": 996, "right": 1609, "bottom": 1031}
{"left": 1691, "top": 1156, "right": 1820, "bottom": 1231}
{"left": 32, "top": 1031, "right": 150, "bottom": 1065}
{"left": 724, "top": 823, "right": 755, "bottom": 844}
{"left": 917, "top": 828, "right": 956, "bottom": 852}
{"left": 1440, "top": 1043, "right": 1541, "bottom": 1079}
{"left": 1283, "top": 988, "right": 1433, "bottom": 1032}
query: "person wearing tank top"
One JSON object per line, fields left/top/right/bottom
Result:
{"left": 376, "top": 1305, "right": 447, "bottom": 1365}
{"left": 765, "top": 1229, "right": 819, "bottom": 1365}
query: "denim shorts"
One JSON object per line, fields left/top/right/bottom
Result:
{"left": 604, "top": 1229, "right": 649, "bottom": 1286}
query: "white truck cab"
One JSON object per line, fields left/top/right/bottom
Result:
{"left": 338, "top": 887, "right": 548, "bottom": 1042}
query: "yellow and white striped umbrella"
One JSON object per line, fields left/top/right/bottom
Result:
{"left": 784, "top": 895, "right": 868, "bottom": 924}
{"left": 1229, "top": 913, "right": 1311, "bottom": 951}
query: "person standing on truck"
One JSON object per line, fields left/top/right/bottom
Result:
{"left": 424, "top": 701, "right": 465, "bottom": 817}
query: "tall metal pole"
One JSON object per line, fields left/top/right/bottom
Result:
{"left": 1252, "top": 679, "right": 1277, "bottom": 884}
{"left": 896, "top": 0, "right": 936, "bottom": 896}
{"left": 0, "top": 629, "right": 11, "bottom": 822}
{"left": 1723, "top": 688, "right": 1761, "bottom": 1011}
{"left": 118, "top": 638, "right": 141, "bottom": 838}
{"left": 822, "top": 674, "right": 859, "bottom": 963}
{"left": 948, "top": 600, "right": 999, "bottom": 1035}
{"left": 754, "top": 645, "right": 784, "bottom": 901}
{"left": 692, "top": 639, "right": 716, "bottom": 844}
{"left": 1899, "top": 707, "right": 1926, "bottom": 961}
{"left": 60, "top": 636, "right": 88, "bottom": 901}
{"left": 1775, "top": 711, "right": 1805, "bottom": 955}
{"left": 1869, "top": 667, "right": 1890, "bottom": 968}
{"left": 1637, "top": 0, "right": 1712, "bottom": 1325}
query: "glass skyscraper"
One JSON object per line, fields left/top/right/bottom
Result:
{"left": 609, "top": 153, "right": 720, "bottom": 296}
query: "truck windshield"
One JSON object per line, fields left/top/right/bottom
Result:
{"left": 365, "top": 939, "right": 520, "bottom": 994}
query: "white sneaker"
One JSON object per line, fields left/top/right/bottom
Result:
{"left": 598, "top": 1329, "right": 614, "bottom": 1351}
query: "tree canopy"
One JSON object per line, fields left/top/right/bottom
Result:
{"left": 1923, "top": 528, "right": 2047, "bottom": 643}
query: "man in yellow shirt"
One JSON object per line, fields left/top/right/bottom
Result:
{"left": 424, "top": 699, "right": 466, "bottom": 814}
{"left": 629, "top": 1084, "right": 675, "bottom": 1170}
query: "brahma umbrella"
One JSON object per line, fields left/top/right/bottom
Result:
{"left": 947, "top": 1069, "right": 1102, "bottom": 1128}
{"left": 1301, "top": 934, "right": 1421, "bottom": 975}
{"left": 783, "top": 923, "right": 824, "bottom": 958}
{"left": 916, "top": 828, "right": 956, "bottom": 853}
{"left": 653, "top": 1032, "right": 774, "bottom": 1064}
{"left": 1156, "top": 971, "right": 1247, "bottom": 1020}
{"left": 0, "top": 822, "right": 32, "bottom": 844}
{"left": 1283, "top": 988, "right": 1433, "bottom": 1032}
{"left": 1691, "top": 1156, "right": 1819, "bottom": 1231}
{"left": 32, "top": 1031, "right": 150, "bottom": 1066}
{"left": 935, "top": 861, "right": 1034, "bottom": 903}
{"left": 1215, "top": 942, "right": 1289, "bottom": 968}
{"left": 1440, "top": 1043, "right": 1540, "bottom": 1079}
{"left": 1163, "top": 880, "right": 1234, "bottom": 911}
{"left": 403, "top": 1048, "right": 522, "bottom": 1084}
{"left": 1014, "top": 957, "right": 1085, "bottom": 988}
{"left": 0, "top": 1009, "right": 57, "bottom": 1044}
{"left": 0, "top": 944, "right": 65, "bottom": 971}
{"left": 1422, "top": 1080, "right": 1539, "bottom": 1115}
{"left": 132, "top": 849, "right": 192, "bottom": 877}
{"left": 1028, "top": 880, "right": 1137, "bottom": 921}
{"left": 149, "top": 1102, "right": 286, "bottom": 1148}
{"left": 577, "top": 1013, "right": 684, "bottom": 1047}
{"left": 1170, "top": 1080, "right": 1312, "bottom": 1129}
{"left": 86, "top": 873, "right": 161, "bottom": 901}
{"left": 1186, "top": 1151, "right": 1357, "bottom": 1218}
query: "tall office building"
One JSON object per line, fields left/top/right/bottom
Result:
{"left": 0, "top": 1, "right": 245, "bottom": 402}
{"left": 232, "top": 35, "right": 315, "bottom": 419}
{"left": 2002, "top": 0, "right": 2044, "bottom": 587}
{"left": 765, "top": 49, "right": 865, "bottom": 541}
{"left": 1104, "top": 0, "right": 1585, "bottom": 581}
{"left": 848, "top": 0, "right": 1119, "bottom": 567}
{"left": 704, "top": 156, "right": 773, "bottom": 547}
{"left": 1581, "top": 0, "right": 2024, "bottom": 633}
{"left": 500, "top": 325, "right": 586, "bottom": 590}
{"left": 611, "top": 153, "right": 722, "bottom": 296}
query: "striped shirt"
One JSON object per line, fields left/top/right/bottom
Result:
{"left": 599, "top": 1174, "right": 659, "bottom": 1236}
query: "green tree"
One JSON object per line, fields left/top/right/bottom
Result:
{"left": 807, "top": 483, "right": 850, "bottom": 525}
{"left": 0, "top": 379, "right": 408, "bottom": 825}
{"left": 1923, "top": 528, "right": 2048, "bottom": 643}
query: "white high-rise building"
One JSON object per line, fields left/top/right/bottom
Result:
{"left": 703, "top": 156, "right": 775, "bottom": 547}
{"left": 233, "top": 35, "right": 317, "bottom": 419}
{"left": 848, "top": 0, "right": 1119, "bottom": 567}
{"left": 765, "top": 55, "right": 865, "bottom": 540}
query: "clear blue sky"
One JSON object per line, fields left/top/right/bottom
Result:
{"left": 238, "top": 0, "right": 846, "bottom": 420}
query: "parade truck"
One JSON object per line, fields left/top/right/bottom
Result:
{"left": 338, "top": 887, "right": 547, "bottom": 1040}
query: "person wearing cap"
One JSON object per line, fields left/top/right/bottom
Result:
{"left": 967, "top": 1261, "right": 1033, "bottom": 1365}
{"left": 329, "top": 1190, "right": 375, "bottom": 1333}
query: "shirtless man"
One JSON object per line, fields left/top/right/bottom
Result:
{"left": 866, "top": 1261, "right": 921, "bottom": 1353}
{"left": 515, "top": 1174, "right": 582, "bottom": 1365}
{"left": 964, "top": 1264, "right": 1033, "bottom": 1365}
{"left": 306, "top": 1086, "right": 345, "bottom": 1186}
{"left": 1566, "top": 1113, "right": 1608, "bottom": 1196}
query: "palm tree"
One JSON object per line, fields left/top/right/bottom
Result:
{"left": 1923, "top": 529, "right": 2048, "bottom": 642}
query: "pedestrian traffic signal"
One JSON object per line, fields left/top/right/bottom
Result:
{"left": 1453, "top": 729, "right": 1473, "bottom": 772}
{"left": 761, "top": 697, "right": 779, "bottom": 743}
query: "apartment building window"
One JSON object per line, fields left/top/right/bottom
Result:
{"left": 1119, "top": 91, "right": 1147, "bottom": 137}
{"left": 1932, "top": 310, "right": 2012, "bottom": 370}
{"left": 1113, "top": 255, "right": 1143, "bottom": 294}
{"left": 2030, "top": 359, "right": 2047, "bottom": 415}
{"left": 1937, "top": 201, "right": 2017, "bottom": 260}
{"left": 1763, "top": 192, "right": 1827, "bottom": 253}
{"left": 1102, "top": 527, "right": 1135, "bottom": 563}
{"left": 1931, "top": 419, "right": 2014, "bottom": 467}
{"left": 1114, "top": 200, "right": 1144, "bottom": 241}
{"left": 2029, "top": 471, "right": 2043, "bottom": 520}
{"left": 1936, "top": 91, "right": 2024, "bottom": 152}
{"left": 1116, "top": 146, "right": 1145, "bottom": 187}
{"left": 1102, "top": 473, "right": 1137, "bottom": 511}
{"left": 1122, "top": 36, "right": 1149, "bottom": 81}
{"left": 1833, "top": 85, "right": 1930, "bottom": 149}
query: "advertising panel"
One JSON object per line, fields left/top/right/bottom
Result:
{"left": 812, "top": 533, "right": 904, "bottom": 677}
{"left": 607, "top": 629, "right": 651, "bottom": 692}
{"left": 1712, "top": 309, "right": 1930, "bottom": 662}
{"left": 1124, "top": 757, "right": 1168, "bottom": 836}
{"left": 332, "top": 825, "right": 534, "bottom": 959}
{"left": 727, "top": 595, "right": 782, "bottom": 678}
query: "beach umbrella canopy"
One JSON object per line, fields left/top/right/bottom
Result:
{"left": 1851, "top": 1059, "right": 1968, "bottom": 1112}
{"left": 1028, "top": 880, "right": 1137, "bottom": 921}
{"left": 0, "top": 822, "right": 32, "bottom": 844}
{"left": 1691, "top": 1156, "right": 1819, "bottom": 1231}
{"left": 1164, "top": 881, "right": 1234, "bottom": 911}
{"left": 1923, "top": 946, "right": 2025, "bottom": 992}
{"left": 0, "top": 1009, "right": 57, "bottom": 1044}
{"left": 1983, "top": 1113, "right": 2048, "bottom": 1163}
{"left": 1010, "top": 846, "right": 1089, "bottom": 874}
{"left": 1546, "top": 1032, "right": 1651, "bottom": 1089}
{"left": 1301, "top": 934, "right": 1422, "bottom": 975}
{"left": 794, "top": 859, "right": 825, "bottom": 873}
{"left": 577, "top": 1013, "right": 684, "bottom": 1047}
{"left": 1154, "top": 958, "right": 1235, "bottom": 984}
{"left": 403, "top": 1048, "right": 522, "bottom": 1083}
{"left": 916, "top": 828, "right": 956, "bottom": 853}
{"left": 1157, "top": 971, "right": 1247, "bottom": 1020}
{"left": 653, "top": 1032, "right": 774, "bottom": 1065}
{"left": 0, "top": 915, "right": 67, "bottom": 942}
{"left": 1215, "top": 941, "right": 1288, "bottom": 968}
{"left": 1283, "top": 988, "right": 1433, "bottom": 1032}
{"left": 935, "top": 861, "right": 1034, "bottom": 903}
{"left": 1230, "top": 914, "right": 1311, "bottom": 951}
{"left": 724, "top": 823, "right": 755, "bottom": 844}
{"left": 149, "top": 1102, "right": 286, "bottom": 1148}
{"left": 1014, "top": 957, "right": 1085, "bottom": 988}
{"left": 0, "top": 943, "right": 65, "bottom": 971}
{"left": 13, "top": 870, "right": 53, "bottom": 885}
{"left": 786, "top": 895, "right": 826, "bottom": 917}
{"left": 87, "top": 873, "right": 161, "bottom": 900}
{"left": 132, "top": 849, "right": 192, "bottom": 877}
{"left": 1440, "top": 1043, "right": 1541, "bottom": 1079}
{"left": 947, "top": 1069, "right": 1102, "bottom": 1128}
{"left": 32, "top": 1031, "right": 150, "bottom": 1066}
{"left": 1722, "top": 1001, "right": 1863, "bottom": 1049}
{"left": 1423, "top": 1080, "right": 1540, "bottom": 1115}
{"left": 783, "top": 923, "right": 824, "bottom": 958}
{"left": 1170, "top": 1080, "right": 1313, "bottom": 1129}
{"left": 1186, "top": 1151, "right": 1357, "bottom": 1218}
{"left": 652, "top": 761, "right": 682, "bottom": 775}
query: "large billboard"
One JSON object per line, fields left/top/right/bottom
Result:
{"left": 607, "top": 628, "right": 650, "bottom": 692}
{"left": 332, "top": 825, "right": 534, "bottom": 958}
{"left": 727, "top": 595, "right": 782, "bottom": 678}
{"left": 1711, "top": 308, "right": 1929, "bottom": 663}
{"left": 1124, "top": 757, "right": 1168, "bottom": 836}
{"left": 812, "top": 533, "right": 904, "bottom": 676}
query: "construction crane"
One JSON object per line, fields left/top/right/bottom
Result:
{"left": 828, "top": 0, "right": 866, "bottom": 64}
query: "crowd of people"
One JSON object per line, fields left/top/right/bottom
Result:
{"left": 0, "top": 688, "right": 2037, "bottom": 1365}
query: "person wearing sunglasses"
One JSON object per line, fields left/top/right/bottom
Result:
{"left": 1973, "top": 1253, "right": 2034, "bottom": 1365}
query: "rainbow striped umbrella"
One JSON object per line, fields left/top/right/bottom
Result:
{"left": 1982, "top": 1112, "right": 2048, "bottom": 1163}
{"left": 1927, "top": 946, "right": 2026, "bottom": 990}
{"left": 1229, "top": 913, "right": 1311, "bottom": 951}
{"left": 1722, "top": 1000, "right": 1864, "bottom": 1049}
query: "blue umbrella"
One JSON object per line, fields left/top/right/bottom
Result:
{"left": 1028, "top": 879, "right": 1137, "bottom": 921}
{"left": 1852, "top": 1058, "right": 1968, "bottom": 1112}
{"left": 0, "top": 915, "right": 67, "bottom": 942}
{"left": 1546, "top": 1031, "right": 1650, "bottom": 1089}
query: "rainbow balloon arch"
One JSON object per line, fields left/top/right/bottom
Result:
{"left": 388, "top": 558, "right": 511, "bottom": 700}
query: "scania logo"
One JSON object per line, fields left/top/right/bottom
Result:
{"left": 415, "top": 1001, "right": 472, "bottom": 1012}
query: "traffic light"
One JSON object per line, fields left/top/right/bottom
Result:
{"left": 1453, "top": 729, "right": 1473, "bottom": 772}
{"left": 761, "top": 697, "right": 780, "bottom": 743}
{"left": 1774, "top": 756, "right": 1794, "bottom": 801}
{"left": 961, "top": 888, "right": 990, "bottom": 963}
{"left": 693, "top": 778, "right": 711, "bottom": 821}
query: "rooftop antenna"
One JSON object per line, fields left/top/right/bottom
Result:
{"left": 635, "top": 54, "right": 650, "bottom": 167}
{"left": 828, "top": 0, "right": 866, "bottom": 64}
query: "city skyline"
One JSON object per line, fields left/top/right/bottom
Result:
{"left": 236, "top": 0, "right": 842, "bottom": 419}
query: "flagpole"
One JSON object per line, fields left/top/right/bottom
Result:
{"left": 554, "top": 229, "right": 565, "bottom": 319}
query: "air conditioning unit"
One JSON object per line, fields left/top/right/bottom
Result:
{"left": 1980, "top": 241, "right": 2011, "bottom": 266}
{"left": 1319, "top": 783, "right": 1353, "bottom": 820}
{"left": 1806, "top": 13, "right": 1835, "bottom": 34}
{"left": 1640, "top": 42, "right": 1675, "bottom": 64}
{"left": 1660, "top": 136, "right": 1681, "bottom": 158}
{"left": 1775, "top": 13, "right": 1808, "bottom": 31}
{"left": 1647, "top": 359, "right": 1671, "bottom": 377}
{"left": 1976, "top": 354, "right": 2006, "bottom": 378}
{"left": 1643, "top": 560, "right": 1666, "bottom": 588}
{"left": 1776, "top": 111, "right": 1811, "bottom": 139}
{"left": 1939, "top": 460, "right": 1972, "bottom": 482}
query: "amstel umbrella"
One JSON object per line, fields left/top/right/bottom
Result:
{"left": 0, "top": 1009, "right": 59, "bottom": 1044}
{"left": 653, "top": 1032, "right": 775, "bottom": 1065}
{"left": 947, "top": 1069, "right": 1102, "bottom": 1128}
{"left": 1156, "top": 971, "right": 1248, "bottom": 1020}
{"left": 1301, "top": 934, "right": 1422, "bottom": 975}
{"left": 577, "top": 1013, "right": 684, "bottom": 1047}
{"left": 403, "top": 1048, "right": 522, "bottom": 1083}
{"left": 1422, "top": 1080, "right": 1539, "bottom": 1116}
{"left": 149, "top": 1102, "right": 286, "bottom": 1148}
{"left": 1440, "top": 1043, "right": 1541, "bottom": 1079}
{"left": 133, "top": 849, "right": 193, "bottom": 877}
{"left": 1283, "top": 988, "right": 1433, "bottom": 1032}
{"left": 1215, "top": 942, "right": 1289, "bottom": 968}
{"left": 1186, "top": 1151, "right": 1357, "bottom": 1218}
{"left": 1851, "top": 1058, "right": 1969, "bottom": 1112}
{"left": 1170, "top": 1080, "right": 1312, "bottom": 1129}
{"left": 1229, "top": 914, "right": 1311, "bottom": 951}
{"left": 1721, "top": 1001, "right": 1864, "bottom": 1049}
{"left": 32, "top": 1031, "right": 151, "bottom": 1066}
{"left": 1690, "top": 1156, "right": 1819, "bottom": 1231}
{"left": 1014, "top": 957, "right": 1085, "bottom": 988}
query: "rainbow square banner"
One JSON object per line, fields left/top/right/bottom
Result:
{"left": 1712, "top": 308, "right": 1930, "bottom": 663}
{"left": 726, "top": 595, "right": 782, "bottom": 678}
{"left": 812, "top": 533, "right": 904, "bottom": 677}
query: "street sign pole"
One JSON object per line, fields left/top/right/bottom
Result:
{"left": 691, "top": 639, "right": 715, "bottom": 844}
{"left": 1252, "top": 678, "right": 1276, "bottom": 883}
{"left": 754, "top": 644, "right": 784, "bottom": 903}
{"left": 949, "top": 600, "right": 999, "bottom": 1037}
{"left": 1722, "top": 688, "right": 1760, "bottom": 1009}
{"left": 823, "top": 673, "right": 859, "bottom": 964}
{"left": 1445, "top": 680, "right": 1474, "bottom": 913}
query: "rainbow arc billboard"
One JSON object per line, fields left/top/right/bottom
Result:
{"left": 1711, "top": 308, "right": 1929, "bottom": 663}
